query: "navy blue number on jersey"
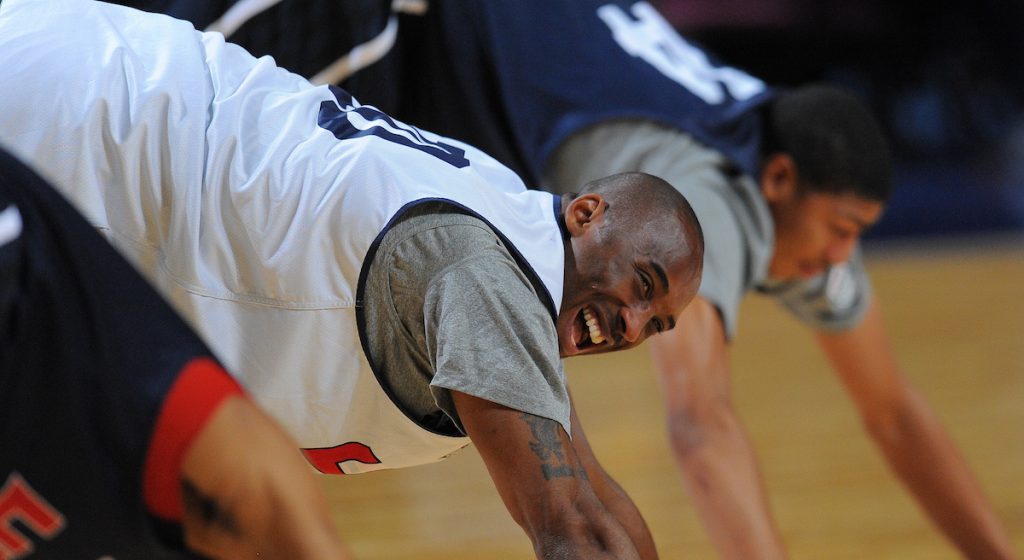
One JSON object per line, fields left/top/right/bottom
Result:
{"left": 318, "top": 86, "right": 470, "bottom": 168}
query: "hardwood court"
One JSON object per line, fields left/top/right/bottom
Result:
{"left": 322, "top": 236, "right": 1024, "bottom": 559}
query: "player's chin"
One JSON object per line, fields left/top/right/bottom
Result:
{"left": 558, "top": 336, "right": 602, "bottom": 358}
{"left": 770, "top": 262, "right": 809, "bottom": 282}
{"left": 558, "top": 330, "right": 617, "bottom": 358}
{"left": 556, "top": 307, "right": 582, "bottom": 357}
{"left": 581, "top": 341, "right": 618, "bottom": 356}
{"left": 558, "top": 333, "right": 583, "bottom": 358}
{"left": 797, "top": 262, "right": 827, "bottom": 279}
{"left": 769, "top": 258, "right": 803, "bottom": 281}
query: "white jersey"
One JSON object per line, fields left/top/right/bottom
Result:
{"left": 0, "top": 0, "right": 565, "bottom": 473}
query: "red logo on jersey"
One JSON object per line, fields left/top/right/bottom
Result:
{"left": 302, "top": 442, "right": 381, "bottom": 475}
{"left": 0, "top": 473, "right": 65, "bottom": 560}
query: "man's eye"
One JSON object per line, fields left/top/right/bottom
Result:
{"left": 638, "top": 271, "right": 652, "bottom": 297}
{"left": 832, "top": 225, "right": 856, "bottom": 239}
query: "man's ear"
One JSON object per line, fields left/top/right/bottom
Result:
{"left": 564, "top": 193, "right": 606, "bottom": 237}
{"left": 760, "top": 153, "right": 799, "bottom": 203}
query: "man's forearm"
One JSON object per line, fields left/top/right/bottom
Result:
{"left": 819, "top": 299, "right": 1017, "bottom": 559}
{"left": 569, "top": 396, "right": 659, "bottom": 559}
{"left": 668, "top": 408, "right": 788, "bottom": 560}
{"left": 513, "top": 412, "right": 643, "bottom": 560}
{"left": 528, "top": 501, "right": 643, "bottom": 560}
{"left": 868, "top": 387, "right": 1017, "bottom": 559}
{"left": 592, "top": 475, "right": 659, "bottom": 560}
{"left": 651, "top": 298, "right": 788, "bottom": 560}
{"left": 453, "top": 391, "right": 642, "bottom": 560}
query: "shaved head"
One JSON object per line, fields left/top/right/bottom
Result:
{"left": 578, "top": 171, "right": 704, "bottom": 279}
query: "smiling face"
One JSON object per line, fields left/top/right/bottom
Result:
{"left": 761, "top": 154, "right": 885, "bottom": 280}
{"left": 556, "top": 193, "right": 702, "bottom": 357}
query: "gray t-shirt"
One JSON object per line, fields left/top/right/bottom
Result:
{"left": 361, "top": 202, "right": 571, "bottom": 437}
{"left": 545, "top": 119, "right": 870, "bottom": 339}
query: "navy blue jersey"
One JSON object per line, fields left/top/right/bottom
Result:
{"left": 0, "top": 147, "right": 241, "bottom": 558}
{"left": 393, "top": 0, "right": 775, "bottom": 185}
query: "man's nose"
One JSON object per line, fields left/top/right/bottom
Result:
{"left": 620, "top": 305, "right": 652, "bottom": 344}
{"left": 827, "top": 237, "right": 856, "bottom": 265}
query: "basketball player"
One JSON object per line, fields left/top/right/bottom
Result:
{"left": 0, "top": 145, "right": 349, "bottom": 558}
{"left": 0, "top": 1, "right": 705, "bottom": 558}
{"left": 120, "top": 0, "right": 1018, "bottom": 557}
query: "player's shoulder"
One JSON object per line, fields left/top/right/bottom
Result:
{"left": 381, "top": 204, "right": 506, "bottom": 262}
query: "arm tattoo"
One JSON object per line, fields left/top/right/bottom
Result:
{"left": 181, "top": 478, "right": 241, "bottom": 536}
{"left": 520, "top": 413, "right": 587, "bottom": 481}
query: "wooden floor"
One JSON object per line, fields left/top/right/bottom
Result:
{"left": 322, "top": 235, "right": 1024, "bottom": 559}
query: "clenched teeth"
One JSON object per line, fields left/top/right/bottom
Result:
{"left": 583, "top": 307, "right": 606, "bottom": 345}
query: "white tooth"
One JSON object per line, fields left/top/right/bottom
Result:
{"left": 582, "top": 306, "right": 606, "bottom": 345}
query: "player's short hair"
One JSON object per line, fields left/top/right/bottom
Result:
{"left": 579, "top": 171, "right": 704, "bottom": 258}
{"left": 763, "top": 84, "right": 893, "bottom": 202}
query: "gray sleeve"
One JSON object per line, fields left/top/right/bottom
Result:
{"left": 423, "top": 251, "right": 572, "bottom": 436}
{"left": 764, "top": 246, "right": 873, "bottom": 331}
{"left": 680, "top": 184, "right": 749, "bottom": 339}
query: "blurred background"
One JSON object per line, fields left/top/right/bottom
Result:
{"left": 655, "top": 0, "right": 1024, "bottom": 240}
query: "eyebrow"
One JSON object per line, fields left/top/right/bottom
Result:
{"left": 839, "top": 209, "right": 878, "bottom": 231}
{"left": 850, "top": 217, "right": 874, "bottom": 230}
{"left": 649, "top": 261, "right": 677, "bottom": 332}
{"left": 651, "top": 261, "right": 670, "bottom": 294}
